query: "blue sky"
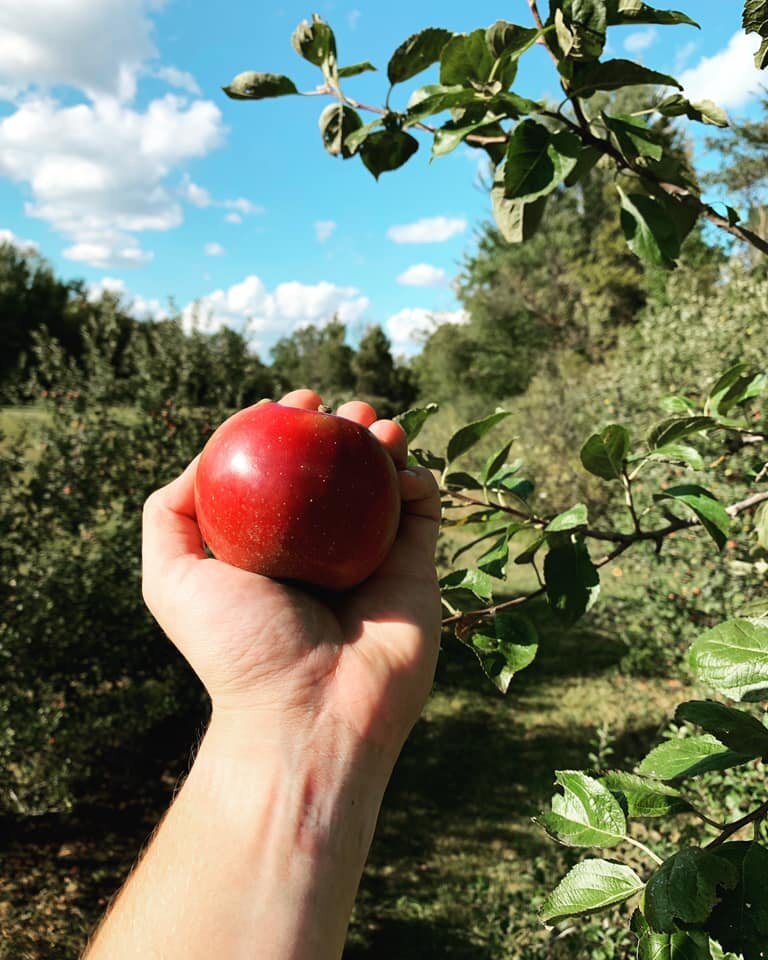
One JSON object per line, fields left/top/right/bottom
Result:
{"left": 0, "top": 1, "right": 764, "bottom": 358}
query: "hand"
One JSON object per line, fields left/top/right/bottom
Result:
{"left": 142, "top": 389, "right": 442, "bottom": 763}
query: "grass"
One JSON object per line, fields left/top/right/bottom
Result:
{"left": 0, "top": 617, "right": 686, "bottom": 960}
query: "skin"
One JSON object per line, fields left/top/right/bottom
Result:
{"left": 83, "top": 389, "right": 443, "bottom": 960}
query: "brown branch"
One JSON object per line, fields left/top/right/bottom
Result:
{"left": 528, "top": 0, "right": 559, "bottom": 66}
{"left": 706, "top": 798, "right": 768, "bottom": 849}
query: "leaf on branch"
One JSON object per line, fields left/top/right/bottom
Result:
{"left": 606, "top": 1, "right": 700, "bottom": 28}
{"left": 603, "top": 113, "right": 664, "bottom": 161}
{"left": 707, "top": 842, "right": 768, "bottom": 959}
{"left": 485, "top": 21, "right": 539, "bottom": 60}
{"left": 706, "top": 363, "right": 768, "bottom": 418}
{"left": 395, "top": 403, "right": 439, "bottom": 442}
{"left": 359, "top": 130, "right": 419, "bottom": 179}
{"left": 541, "top": 858, "right": 644, "bottom": 924}
{"left": 572, "top": 58, "right": 682, "bottom": 97}
{"left": 222, "top": 72, "right": 299, "bottom": 100}
{"left": 440, "top": 29, "right": 518, "bottom": 89}
{"left": 432, "top": 112, "right": 505, "bottom": 158}
{"left": 617, "top": 188, "right": 696, "bottom": 269}
{"left": 647, "top": 415, "right": 717, "bottom": 448}
{"left": 743, "top": 0, "right": 768, "bottom": 70}
{"left": 659, "top": 395, "right": 697, "bottom": 414}
{"left": 544, "top": 538, "right": 600, "bottom": 624}
{"left": 292, "top": 15, "right": 337, "bottom": 70}
{"left": 492, "top": 183, "right": 549, "bottom": 244}
{"left": 564, "top": 145, "right": 602, "bottom": 186}
{"left": 580, "top": 424, "right": 631, "bottom": 481}
{"left": 344, "top": 118, "right": 384, "bottom": 155}
{"left": 446, "top": 410, "right": 511, "bottom": 464}
{"left": 654, "top": 484, "right": 731, "bottom": 551}
{"left": 452, "top": 524, "right": 515, "bottom": 565}
{"left": 634, "top": 921, "right": 714, "bottom": 960}
{"left": 546, "top": 503, "right": 589, "bottom": 533}
{"left": 645, "top": 847, "right": 738, "bottom": 934}
{"left": 599, "top": 771, "right": 692, "bottom": 818}
{"left": 406, "top": 84, "right": 479, "bottom": 121}
{"left": 483, "top": 440, "right": 518, "bottom": 485}
{"left": 503, "top": 120, "right": 581, "bottom": 202}
{"left": 646, "top": 444, "right": 704, "bottom": 471}
{"left": 657, "top": 93, "right": 729, "bottom": 127}
{"left": 476, "top": 527, "right": 518, "bottom": 579}
{"left": 638, "top": 734, "right": 752, "bottom": 780}
{"left": 388, "top": 28, "right": 454, "bottom": 85}
{"left": 465, "top": 612, "right": 538, "bottom": 693}
{"left": 338, "top": 61, "right": 377, "bottom": 78}
{"left": 440, "top": 567, "right": 494, "bottom": 602}
{"left": 537, "top": 770, "right": 628, "bottom": 847}
{"left": 553, "top": 0, "right": 608, "bottom": 61}
{"left": 675, "top": 699, "right": 768, "bottom": 758}
{"left": 408, "top": 448, "right": 446, "bottom": 472}
{"left": 690, "top": 618, "right": 768, "bottom": 703}
{"left": 319, "top": 104, "right": 363, "bottom": 159}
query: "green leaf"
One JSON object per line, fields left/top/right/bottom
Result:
{"left": 477, "top": 527, "right": 518, "bottom": 578}
{"left": 338, "top": 61, "right": 377, "bottom": 78}
{"left": 395, "top": 403, "right": 439, "bottom": 443}
{"left": 572, "top": 58, "right": 683, "bottom": 97}
{"left": 707, "top": 842, "right": 768, "bottom": 959}
{"left": 491, "top": 91, "right": 544, "bottom": 117}
{"left": 514, "top": 533, "right": 547, "bottom": 565}
{"left": 537, "top": 770, "right": 627, "bottom": 847}
{"left": 660, "top": 395, "right": 697, "bottom": 414}
{"left": 540, "top": 858, "right": 644, "bottom": 923}
{"left": 675, "top": 700, "right": 768, "bottom": 757}
{"left": 444, "top": 471, "right": 483, "bottom": 490}
{"left": 503, "top": 120, "right": 581, "bottom": 202}
{"left": 388, "top": 28, "right": 454, "bottom": 85}
{"left": 690, "top": 619, "right": 768, "bottom": 702}
{"left": 452, "top": 525, "right": 514, "bottom": 564}
{"left": 637, "top": 927, "right": 714, "bottom": 960}
{"left": 440, "top": 568, "right": 493, "bottom": 602}
{"left": 755, "top": 502, "right": 768, "bottom": 551}
{"left": 603, "top": 113, "right": 664, "bottom": 161}
{"left": 657, "top": 93, "right": 729, "bottom": 127}
{"left": 638, "top": 734, "right": 752, "bottom": 780}
{"left": 654, "top": 484, "right": 731, "bottom": 551}
{"left": 554, "top": 0, "right": 608, "bottom": 61}
{"left": 646, "top": 444, "right": 704, "bottom": 471}
{"left": 223, "top": 72, "right": 299, "bottom": 100}
{"left": 737, "top": 597, "right": 768, "bottom": 620}
{"left": 600, "top": 772, "right": 691, "bottom": 818}
{"left": 292, "top": 15, "right": 337, "bottom": 69}
{"left": 483, "top": 440, "right": 517, "bottom": 485}
{"left": 706, "top": 363, "right": 768, "bottom": 417}
{"left": 648, "top": 416, "right": 717, "bottom": 448}
{"left": 564, "top": 144, "right": 602, "bottom": 186}
{"left": 645, "top": 848, "right": 738, "bottom": 933}
{"left": 492, "top": 182, "right": 549, "bottom": 244}
{"left": 580, "top": 424, "right": 631, "bottom": 481}
{"left": 344, "top": 118, "right": 384, "bottom": 155}
{"left": 546, "top": 503, "right": 589, "bottom": 533}
{"left": 544, "top": 538, "right": 600, "bottom": 625}
{"left": 432, "top": 112, "right": 505, "bottom": 158}
{"left": 319, "top": 104, "right": 363, "bottom": 159}
{"left": 743, "top": 0, "right": 768, "bottom": 71}
{"left": 409, "top": 448, "right": 446, "bottom": 472}
{"left": 617, "top": 188, "right": 690, "bottom": 269}
{"left": 466, "top": 612, "right": 538, "bottom": 693}
{"left": 485, "top": 21, "right": 539, "bottom": 59}
{"left": 606, "top": 1, "right": 700, "bottom": 28}
{"left": 359, "top": 130, "right": 419, "bottom": 179}
{"left": 446, "top": 410, "right": 511, "bottom": 464}
{"left": 440, "top": 29, "right": 511, "bottom": 88}
{"left": 406, "top": 84, "right": 478, "bottom": 120}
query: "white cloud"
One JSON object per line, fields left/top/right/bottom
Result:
{"left": 348, "top": 10, "right": 362, "bottom": 30}
{"left": 87, "top": 275, "right": 170, "bottom": 319}
{"left": 315, "top": 219, "right": 336, "bottom": 243}
{"left": 225, "top": 212, "right": 242, "bottom": 224}
{"left": 0, "top": 0, "right": 159, "bottom": 102}
{"left": 680, "top": 32, "right": 764, "bottom": 110}
{"left": 224, "top": 197, "right": 263, "bottom": 215}
{"left": 149, "top": 65, "right": 201, "bottom": 96}
{"left": 182, "top": 276, "right": 370, "bottom": 353}
{"left": 397, "top": 263, "right": 448, "bottom": 287}
{"left": 0, "top": 227, "right": 38, "bottom": 253}
{"left": 204, "top": 242, "right": 225, "bottom": 257}
{"left": 387, "top": 216, "right": 467, "bottom": 244}
{"left": 675, "top": 40, "right": 698, "bottom": 72}
{"left": 386, "top": 307, "right": 468, "bottom": 354}
{"left": 0, "top": 94, "right": 224, "bottom": 268}
{"left": 623, "top": 28, "right": 658, "bottom": 54}
{"left": 180, "top": 174, "right": 212, "bottom": 208}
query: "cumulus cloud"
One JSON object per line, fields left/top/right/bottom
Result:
{"left": 315, "top": 220, "right": 337, "bottom": 243}
{"left": 87, "top": 275, "right": 171, "bottom": 319}
{"left": 182, "top": 276, "right": 370, "bottom": 352}
{"left": 386, "top": 307, "right": 468, "bottom": 353}
{"left": 0, "top": 227, "right": 39, "bottom": 253}
{"left": 0, "top": 94, "right": 225, "bottom": 268}
{"left": 387, "top": 216, "right": 467, "bottom": 244}
{"left": 180, "top": 174, "right": 212, "bottom": 208}
{"left": 397, "top": 263, "right": 448, "bottom": 287}
{"left": 680, "top": 32, "right": 764, "bottom": 110}
{"left": 225, "top": 212, "right": 242, "bottom": 224}
{"left": 204, "top": 242, "right": 225, "bottom": 257}
{"left": 149, "top": 65, "right": 201, "bottom": 96}
{"left": 623, "top": 28, "right": 658, "bottom": 54}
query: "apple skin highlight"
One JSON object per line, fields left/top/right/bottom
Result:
{"left": 194, "top": 401, "right": 402, "bottom": 591}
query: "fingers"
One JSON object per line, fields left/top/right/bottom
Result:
{"left": 389, "top": 466, "right": 442, "bottom": 569}
{"left": 279, "top": 388, "right": 323, "bottom": 410}
{"left": 399, "top": 466, "right": 441, "bottom": 522}
{"left": 335, "top": 400, "right": 377, "bottom": 427}
{"left": 142, "top": 456, "right": 206, "bottom": 610}
{"left": 369, "top": 419, "right": 408, "bottom": 469}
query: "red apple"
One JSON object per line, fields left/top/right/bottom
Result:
{"left": 194, "top": 401, "right": 401, "bottom": 590}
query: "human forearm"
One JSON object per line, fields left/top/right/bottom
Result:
{"left": 84, "top": 712, "right": 393, "bottom": 960}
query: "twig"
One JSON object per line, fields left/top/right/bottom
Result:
{"left": 706, "top": 799, "right": 768, "bottom": 849}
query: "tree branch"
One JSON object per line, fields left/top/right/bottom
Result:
{"left": 705, "top": 798, "right": 768, "bottom": 849}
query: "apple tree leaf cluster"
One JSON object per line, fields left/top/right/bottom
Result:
{"left": 394, "top": 361, "right": 768, "bottom": 956}
{"left": 224, "top": 3, "right": 768, "bottom": 264}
